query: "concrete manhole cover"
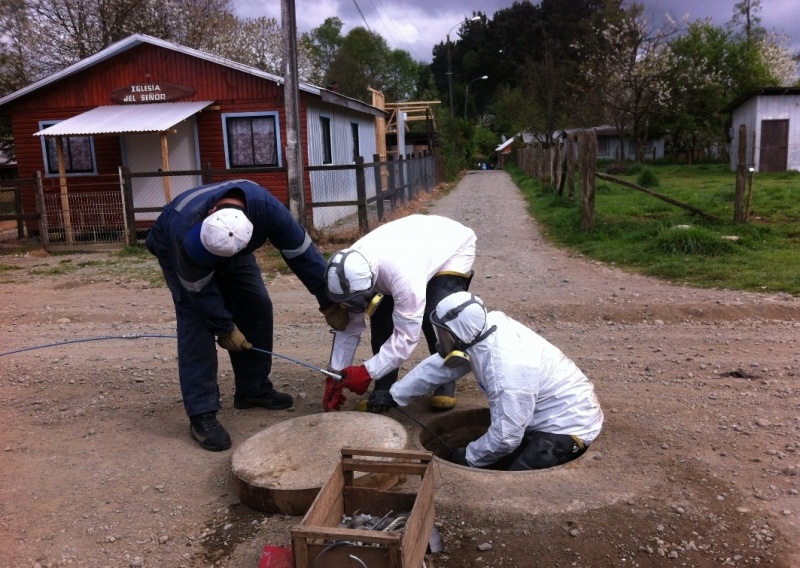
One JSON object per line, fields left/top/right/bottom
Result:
{"left": 232, "top": 411, "right": 410, "bottom": 514}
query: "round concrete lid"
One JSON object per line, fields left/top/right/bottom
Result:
{"left": 232, "top": 411, "right": 409, "bottom": 514}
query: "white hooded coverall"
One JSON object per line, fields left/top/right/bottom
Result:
{"left": 329, "top": 214, "right": 476, "bottom": 379}
{"left": 390, "top": 310, "right": 604, "bottom": 468}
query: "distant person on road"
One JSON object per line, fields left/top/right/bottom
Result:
{"left": 367, "top": 291, "right": 604, "bottom": 471}
{"left": 321, "top": 214, "right": 476, "bottom": 413}
{"left": 146, "top": 179, "right": 348, "bottom": 452}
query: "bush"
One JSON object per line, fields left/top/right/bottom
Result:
{"left": 636, "top": 167, "right": 660, "bottom": 188}
{"left": 652, "top": 225, "right": 736, "bottom": 256}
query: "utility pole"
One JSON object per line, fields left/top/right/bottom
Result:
{"left": 281, "top": 0, "right": 306, "bottom": 226}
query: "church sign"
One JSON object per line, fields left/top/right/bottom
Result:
{"left": 111, "top": 83, "right": 196, "bottom": 104}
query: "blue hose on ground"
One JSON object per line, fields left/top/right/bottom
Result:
{"left": 0, "top": 334, "right": 341, "bottom": 379}
{"left": 0, "top": 333, "right": 177, "bottom": 357}
{"left": 1, "top": 333, "right": 452, "bottom": 456}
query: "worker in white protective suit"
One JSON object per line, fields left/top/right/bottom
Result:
{"left": 367, "top": 291, "right": 604, "bottom": 470}
{"left": 322, "top": 215, "right": 477, "bottom": 413}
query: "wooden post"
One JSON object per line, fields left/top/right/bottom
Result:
{"left": 554, "top": 141, "right": 562, "bottom": 193}
{"left": 579, "top": 130, "right": 597, "bottom": 232}
{"left": 734, "top": 124, "right": 747, "bottom": 223}
{"left": 373, "top": 153, "right": 384, "bottom": 221}
{"left": 34, "top": 171, "right": 49, "bottom": 247}
{"left": 354, "top": 156, "right": 368, "bottom": 234}
{"left": 567, "top": 135, "right": 575, "bottom": 201}
{"left": 160, "top": 132, "right": 172, "bottom": 203}
{"left": 55, "top": 136, "right": 75, "bottom": 245}
{"left": 119, "top": 166, "right": 137, "bottom": 245}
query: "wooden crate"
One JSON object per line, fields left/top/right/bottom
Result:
{"left": 291, "top": 447, "right": 435, "bottom": 568}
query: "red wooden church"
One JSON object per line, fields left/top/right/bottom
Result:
{"left": 0, "top": 34, "right": 384, "bottom": 243}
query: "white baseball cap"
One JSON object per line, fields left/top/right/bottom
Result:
{"left": 184, "top": 208, "right": 253, "bottom": 266}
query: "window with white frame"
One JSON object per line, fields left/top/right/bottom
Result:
{"left": 222, "top": 112, "right": 280, "bottom": 168}
{"left": 39, "top": 121, "right": 97, "bottom": 175}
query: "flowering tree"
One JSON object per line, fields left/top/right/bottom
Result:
{"left": 578, "top": 9, "right": 677, "bottom": 161}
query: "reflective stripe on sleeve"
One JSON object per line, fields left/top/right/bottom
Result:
{"left": 280, "top": 232, "right": 312, "bottom": 259}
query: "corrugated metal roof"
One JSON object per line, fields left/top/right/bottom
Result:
{"left": 34, "top": 101, "right": 213, "bottom": 136}
{"left": 0, "top": 34, "right": 318, "bottom": 109}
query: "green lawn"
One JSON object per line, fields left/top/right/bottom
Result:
{"left": 507, "top": 162, "right": 800, "bottom": 295}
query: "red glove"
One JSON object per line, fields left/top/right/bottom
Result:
{"left": 340, "top": 365, "right": 372, "bottom": 395}
{"left": 323, "top": 377, "right": 346, "bottom": 412}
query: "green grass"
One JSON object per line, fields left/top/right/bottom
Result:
{"left": 508, "top": 163, "right": 800, "bottom": 295}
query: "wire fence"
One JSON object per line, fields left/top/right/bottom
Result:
{"left": 4, "top": 153, "right": 440, "bottom": 250}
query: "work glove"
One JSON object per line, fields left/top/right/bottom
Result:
{"left": 339, "top": 365, "right": 372, "bottom": 395}
{"left": 367, "top": 390, "right": 397, "bottom": 414}
{"left": 320, "top": 303, "right": 349, "bottom": 331}
{"left": 217, "top": 326, "right": 252, "bottom": 352}
{"left": 450, "top": 447, "right": 469, "bottom": 467}
{"left": 321, "top": 365, "right": 371, "bottom": 411}
{"left": 323, "top": 376, "right": 347, "bottom": 412}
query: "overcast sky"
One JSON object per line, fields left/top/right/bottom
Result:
{"left": 232, "top": 0, "right": 800, "bottom": 64}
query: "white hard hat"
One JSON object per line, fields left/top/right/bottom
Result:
{"left": 325, "top": 249, "right": 376, "bottom": 311}
{"left": 184, "top": 207, "right": 253, "bottom": 265}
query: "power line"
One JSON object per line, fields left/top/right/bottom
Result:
{"left": 351, "top": 0, "right": 372, "bottom": 32}
{"left": 371, "top": 0, "right": 427, "bottom": 60}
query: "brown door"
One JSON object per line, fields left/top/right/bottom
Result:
{"left": 759, "top": 119, "right": 789, "bottom": 172}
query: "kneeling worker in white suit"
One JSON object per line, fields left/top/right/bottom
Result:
{"left": 367, "top": 291, "right": 604, "bottom": 470}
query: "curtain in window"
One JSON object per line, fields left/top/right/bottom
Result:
{"left": 228, "top": 116, "right": 277, "bottom": 167}
{"left": 252, "top": 117, "right": 276, "bottom": 165}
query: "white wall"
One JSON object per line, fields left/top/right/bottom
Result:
{"left": 730, "top": 95, "right": 800, "bottom": 172}
{"left": 305, "top": 102, "right": 378, "bottom": 228}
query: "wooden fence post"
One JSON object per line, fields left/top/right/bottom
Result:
{"left": 567, "top": 134, "right": 575, "bottom": 201}
{"left": 554, "top": 141, "right": 563, "bottom": 194}
{"left": 34, "top": 171, "right": 49, "bottom": 247}
{"left": 580, "top": 130, "right": 597, "bottom": 232}
{"left": 355, "top": 156, "right": 369, "bottom": 234}
{"left": 373, "top": 154, "right": 384, "bottom": 222}
{"left": 734, "top": 124, "right": 747, "bottom": 223}
{"left": 119, "top": 166, "right": 137, "bottom": 246}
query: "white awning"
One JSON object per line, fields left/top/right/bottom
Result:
{"left": 34, "top": 101, "right": 214, "bottom": 136}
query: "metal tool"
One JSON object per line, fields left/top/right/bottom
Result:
{"left": 250, "top": 346, "right": 342, "bottom": 381}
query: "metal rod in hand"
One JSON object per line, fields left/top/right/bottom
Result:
{"left": 250, "top": 346, "right": 342, "bottom": 380}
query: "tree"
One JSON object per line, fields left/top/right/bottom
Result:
{"left": 303, "top": 17, "right": 344, "bottom": 83}
{"left": 729, "top": 0, "right": 763, "bottom": 42}
{"left": 578, "top": 8, "right": 676, "bottom": 161}
{"left": 324, "top": 27, "right": 422, "bottom": 103}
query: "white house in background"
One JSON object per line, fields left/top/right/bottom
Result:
{"left": 724, "top": 87, "right": 800, "bottom": 173}
{"left": 553, "top": 126, "right": 665, "bottom": 161}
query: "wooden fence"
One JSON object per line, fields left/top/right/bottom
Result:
{"left": 517, "top": 129, "right": 719, "bottom": 229}
{"left": 517, "top": 130, "right": 597, "bottom": 231}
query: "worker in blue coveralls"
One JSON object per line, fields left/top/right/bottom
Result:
{"left": 146, "top": 179, "right": 348, "bottom": 451}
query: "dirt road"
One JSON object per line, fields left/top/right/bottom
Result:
{"left": 1, "top": 169, "right": 799, "bottom": 567}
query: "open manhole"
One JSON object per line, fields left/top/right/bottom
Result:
{"left": 416, "top": 407, "right": 578, "bottom": 471}
{"left": 413, "top": 407, "right": 656, "bottom": 517}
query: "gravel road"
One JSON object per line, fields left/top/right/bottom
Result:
{"left": 1, "top": 169, "right": 799, "bottom": 567}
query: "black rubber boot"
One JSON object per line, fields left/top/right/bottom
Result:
{"left": 189, "top": 412, "right": 232, "bottom": 451}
